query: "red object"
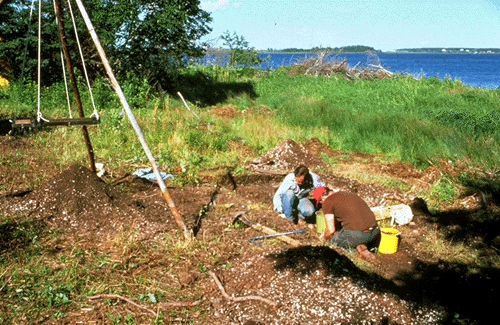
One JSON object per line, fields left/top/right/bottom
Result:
{"left": 312, "top": 186, "right": 326, "bottom": 207}
{"left": 322, "top": 229, "right": 334, "bottom": 239}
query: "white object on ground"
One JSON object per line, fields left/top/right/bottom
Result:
{"left": 95, "top": 163, "right": 105, "bottom": 177}
{"left": 389, "top": 204, "right": 413, "bottom": 225}
{"left": 371, "top": 204, "right": 413, "bottom": 225}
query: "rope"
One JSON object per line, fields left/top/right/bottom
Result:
{"left": 17, "top": 0, "right": 98, "bottom": 124}
{"left": 14, "top": 0, "right": 36, "bottom": 119}
{"left": 36, "top": 0, "right": 48, "bottom": 122}
{"left": 18, "top": 0, "right": 36, "bottom": 91}
{"left": 60, "top": 50, "right": 73, "bottom": 118}
{"left": 36, "top": 0, "right": 41, "bottom": 122}
{"left": 66, "top": 0, "right": 99, "bottom": 120}
{"left": 52, "top": 0, "right": 72, "bottom": 118}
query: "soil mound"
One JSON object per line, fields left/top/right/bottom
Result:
{"left": 15, "top": 164, "right": 217, "bottom": 242}
{"left": 29, "top": 164, "right": 119, "bottom": 232}
{"left": 34, "top": 164, "right": 116, "bottom": 213}
{"left": 246, "top": 139, "right": 324, "bottom": 172}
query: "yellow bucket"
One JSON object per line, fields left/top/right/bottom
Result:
{"left": 316, "top": 211, "right": 325, "bottom": 234}
{"left": 378, "top": 227, "right": 399, "bottom": 254}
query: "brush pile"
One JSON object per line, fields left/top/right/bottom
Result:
{"left": 289, "top": 52, "right": 394, "bottom": 80}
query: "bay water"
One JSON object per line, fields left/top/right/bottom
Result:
{"left": 203, "top": 52, "right": 500, "bottom": 89}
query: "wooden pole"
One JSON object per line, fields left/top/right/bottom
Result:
{"left": 177, "top": 91, "right": 200, "bottom": 120}
{"left": 53, "top": 0, "right": 96, "bottom": 173}
{"left": 73, "top": 0, "right": 191, "bottom": 240}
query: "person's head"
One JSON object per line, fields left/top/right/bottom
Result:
{"left": 293, "top": 165, "right": 309, "bottom": 185}
{"left": 312, "top": 186, "right": 331, "bottom": 207}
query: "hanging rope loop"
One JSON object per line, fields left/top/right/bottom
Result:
{"left": 13, "top": 0, "right": 100, "bottom": 128}
{"left": 66, "top": 0, "right": 99, "bottom": 121}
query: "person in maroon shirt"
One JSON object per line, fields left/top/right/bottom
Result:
{"left": 313, "top": 186, "right": 380, "bottom": 261}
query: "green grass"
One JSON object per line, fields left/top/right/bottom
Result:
{"left": 0, "top": 215, "right": 219, "bottom": 323}
{"left": 252, "top": 72, "right": 499, "bottom": 169}
{"left": 426, "top": 175, "right": 460, "bottom": 209}
{"left": 1, "top": 65, "right": 498, "bottom": 188}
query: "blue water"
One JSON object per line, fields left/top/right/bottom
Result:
{"left": 202, "top": 52, "right": 500, "bottom": 89}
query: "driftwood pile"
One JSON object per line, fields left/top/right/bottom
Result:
{"left": 290, "top": 52, "right": 393, "bottom": 80}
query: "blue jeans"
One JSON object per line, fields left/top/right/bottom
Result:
{"left": 281, "top": 190, "right": 316, "bottom": 222}
{"left": 328, "top": 226, "right": 380, "bottom": 250}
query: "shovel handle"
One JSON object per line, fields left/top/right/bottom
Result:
{"left": 250, "top": 229, "right": 305, "bottom": 241}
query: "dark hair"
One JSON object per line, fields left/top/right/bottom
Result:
{"left": 294, "top": 164, "right": 309, "bottom": 177}
{"left": 294, "top": 164, "right": 313, "bottom": 189}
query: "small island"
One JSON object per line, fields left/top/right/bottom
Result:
{"left": 265, "top": 45, "right": 377, "bottom": 53}
{"left": 207, "top": 45, "right": 500, "bottom": 54}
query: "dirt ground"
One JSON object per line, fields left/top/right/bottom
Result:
{"left": 0, "top": 135, "right": 498, "bottom": 324}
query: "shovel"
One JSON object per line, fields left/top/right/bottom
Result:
{"left": 232, "top": 211, "right": 303, "bottom": 246}
{"left": 249, "top": 229, "right": 306, "bottom": 246}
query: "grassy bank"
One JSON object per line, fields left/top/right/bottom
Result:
{"left": 1, "top": 65, "right": 498, "bottom": 183}
{"left": 254, "top": 72, "right": 499, "bottom": 167}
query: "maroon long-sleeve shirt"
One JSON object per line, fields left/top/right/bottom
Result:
{"left": 321, "top": 191, "right": 377, "bottom": 231}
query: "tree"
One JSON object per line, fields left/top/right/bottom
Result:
{"left": 0, "top": 0, "right": 63, "bottom": 85}
{"left": 0, "top": 0, "right": 212, "bottom": 88}
{"left": 220, "top": 31, "right": 263, "bottom": 67}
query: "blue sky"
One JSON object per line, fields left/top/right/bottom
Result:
{"left": 200, "top": 0, "right": 500, "bottom": 51}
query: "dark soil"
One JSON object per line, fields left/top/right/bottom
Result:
{"left": 0, "top": 136, "right": 498, "bottom": 324}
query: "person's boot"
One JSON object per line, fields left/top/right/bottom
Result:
{"left": 356, "top": 244, "right": 376, "bottom": 262}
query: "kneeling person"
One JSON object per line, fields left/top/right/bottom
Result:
{"left": 319, "top": 189, "right": 380, "bottom": 260}
{"left": 273, "top": 165, "right": 324, "bottom": 223}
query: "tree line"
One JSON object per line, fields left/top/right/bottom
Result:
{"left": 268, "top": 45, "right": 377, "bottom": 53}
{"left": 1, "top": 1, "right": 378, "bottom": 89}
{"left": 0, "top": 0, "right": 212, "bottom": 90}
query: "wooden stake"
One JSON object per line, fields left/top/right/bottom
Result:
{"left": 74, "top": 0, "right": 190, "bottom": 240}
{"left": 88, "top": 294, "right": 157, "bottom": 317}
{"left": 177, "top": 91, "right": 200, "bottom": 120}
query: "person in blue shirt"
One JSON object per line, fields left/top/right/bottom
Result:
{"left": 273, "top": 165, "right": 325, "bottom": 223}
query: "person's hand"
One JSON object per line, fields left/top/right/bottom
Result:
{"left": 289, "top": 184, "right": 300, "bottom": 195}
{"left": 319, "top": 228, "right": 334, "bottom": 240}
{"left": 296, "top": 189, "right": 308, "bottom": 199}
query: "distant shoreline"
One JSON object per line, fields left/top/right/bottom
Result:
{"left": 260, "top": 51, "right": 500, "bottom": 54}
{"left": 206, "top": 48, "right": 500, "bottom": 55}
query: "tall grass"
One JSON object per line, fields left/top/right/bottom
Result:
{"left": 0, "top": 66, "right": 498, "bottom": 174}
{"left": 253, "top": 72, "right": 499, "bottom": 169}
